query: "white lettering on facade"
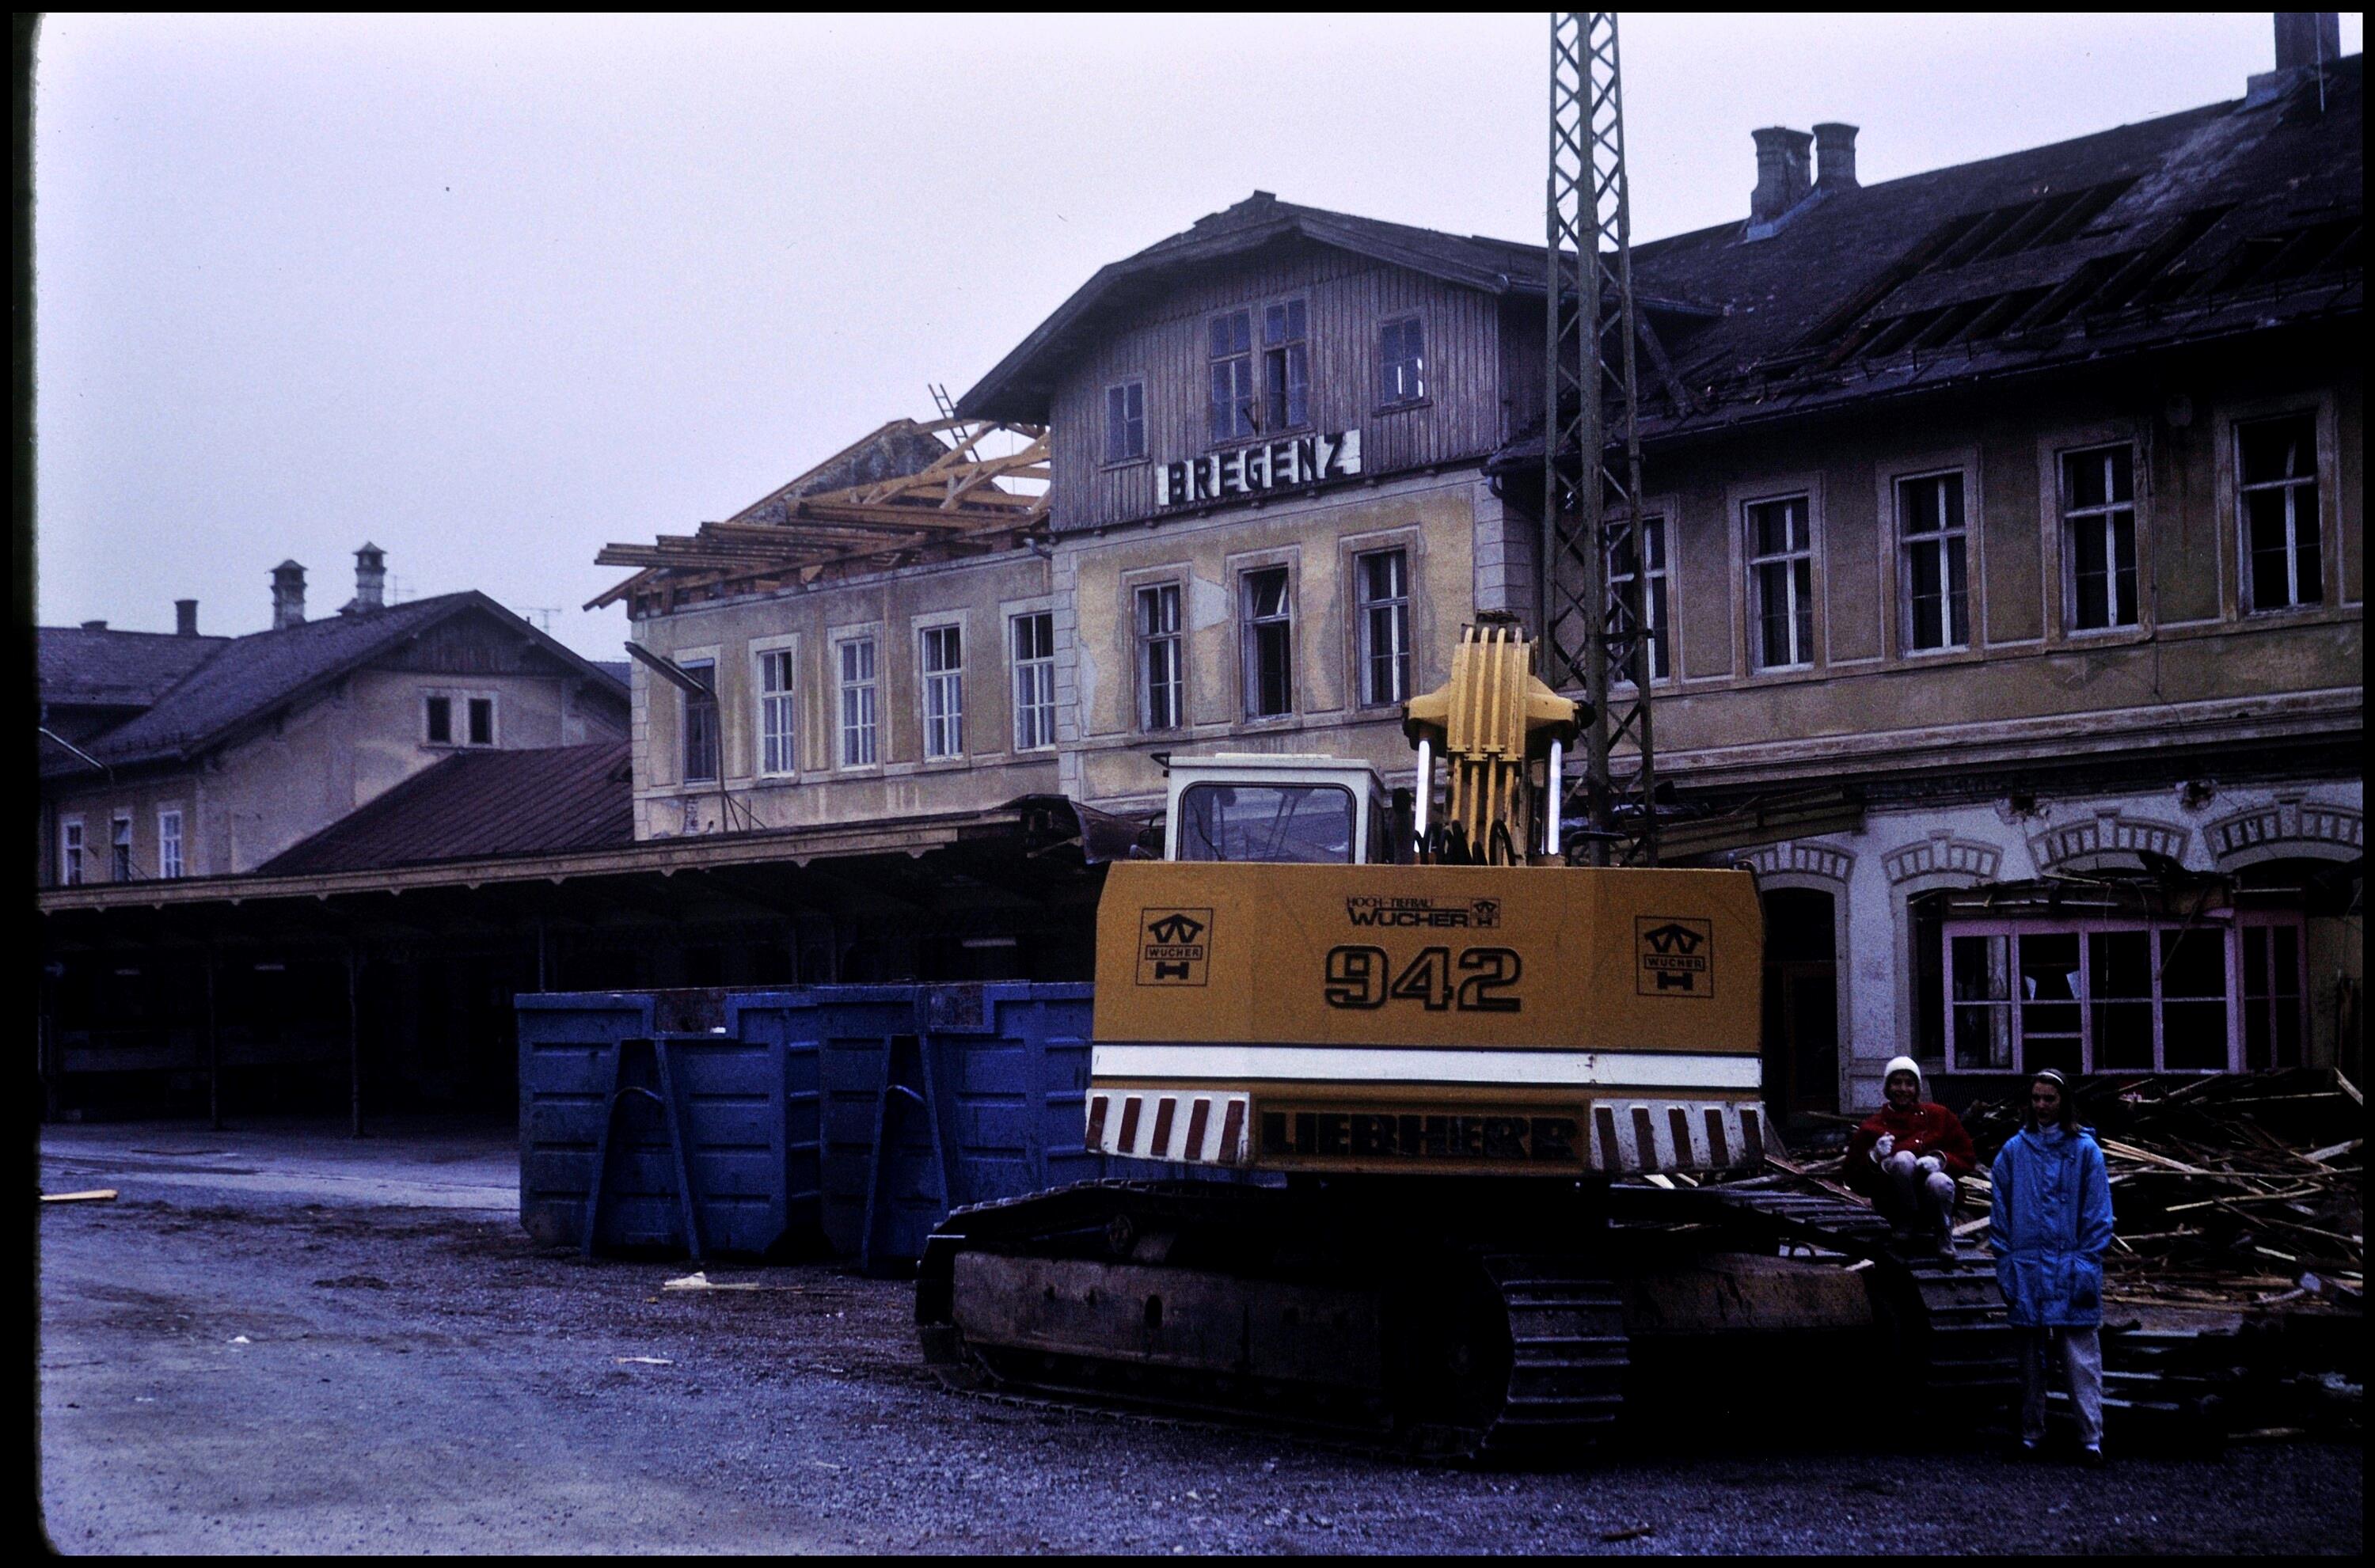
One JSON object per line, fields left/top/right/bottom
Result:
{"left": 1157, "top": 431, "right": 1363, "bottom": 508}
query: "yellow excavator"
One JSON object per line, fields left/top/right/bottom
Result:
{"left": 918, "top": 619, "right": 2012, "bottom": 1459}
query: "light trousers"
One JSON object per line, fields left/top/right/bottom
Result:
{"left": 2017, "top": 1324, "right": 2103, "bottom": 1449}
{"left": 1876, "top": 1151, "right": 1957, "bottom": 1233}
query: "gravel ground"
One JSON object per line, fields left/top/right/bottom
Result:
{"left": 37, "top": 1120, "right": 2365, "bottom": 1555}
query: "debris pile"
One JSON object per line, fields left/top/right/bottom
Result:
{"left": 1724, "top": 1068, "right": 2364, "bottom": 1445}
{"left": 1952, "top": 1067, "right": 2363, "bottom": 1312}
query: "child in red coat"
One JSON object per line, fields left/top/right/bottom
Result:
{"left": 1846, "top": 1054, "right": 1976, "bottom": 1255}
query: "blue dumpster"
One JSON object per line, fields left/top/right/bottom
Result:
{"left": 516, "top": 992, "right": 821, "bottom": 1257}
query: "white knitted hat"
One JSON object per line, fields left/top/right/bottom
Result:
{"left": 1883, "top": 1055, "right": 1923, "bottom": 1094}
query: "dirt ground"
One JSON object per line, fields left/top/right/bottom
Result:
{"left": 35, "top": 1118, "right": 2365, "bottom": 1555}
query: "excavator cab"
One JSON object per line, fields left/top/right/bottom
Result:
{"left": 1162, "top": 753, "right": 1392, "bottom": 864}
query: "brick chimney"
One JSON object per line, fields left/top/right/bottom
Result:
{"left": 176, "top": 599, "right": 199, "bottom": 636}
{"left": 1814, "top": 122, "right": 1860, "bottom": 191}
{"left": 2274, "top": 11, "right": 2340, "bottom": 70}
{"left": 2251, "top": 12, "right": 2342, "bottom": 101}
{"left": 1750, "top": 127, "right": 1814, "bottom": 224}
{"left": 81, "top": 619, "right": 108, "bottom": 631}
{"left": 343, "top": 542, "right": 386, "bottom": 615}
{"left": 271, "top": 560, "right": 306, "bottom": 630}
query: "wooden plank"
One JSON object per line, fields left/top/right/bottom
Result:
{"left": 40, "top": 1189, "right": 118, "bottom": 1203}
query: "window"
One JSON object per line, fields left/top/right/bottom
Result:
{"left": 2061, "top": 445, "right": 2138, "bottom": 631}
{"left": 758, "top": 648, "right": 796, "bottom": 776}
{"left": 1105, "top": 382, "right": 1146, "bottom": 464}
{"left": 920, "top": 625, "right": 964, "bottom": 759}
{"left": 1609, "top": 517, "right": 1670, "bottom": 682}
{"left": 111, "top": 815, "right": 132, "bottom": 882}
{"left": 2238, "top": 414, "right": 2321, "bottom": 612}
{"left": 1944, "top": 917, "right": 2296, "bottom": 1075}
{"left": 1011, "top": 613, "right": 1057, "bottom": 751}
{"left": 1136, "top": 583, "right": 1184, "bottom": 732}
{"left": 1380, "top": 316, "right": 1425, "bottom": 406}
{"left": 1263, "top": 298, "right": 1309, "bottom": 431}
{"left": 467, "top": 696, "right": 494, "bottom": 746}
{"left": 158, "top": 809, "right": 184, "bottom": 880}
{"left": 60, "top": 818, "right": 83, "bottom": 886}
{"left": 1355, "top": 549, "right": 1412, "bottom": 706}
{"left": 838, "top": 637, "right": 878, "bottom": 767}
{"left": 1897, "top": 472, "right": 1970, "bottom": 651}
{"left": 1177, "top": 783, "right": 1355, "bottom": 864}
{"left": 1208, "top": 309, "right": 1256, "bottom": 442}
{"left": 2240, "top": 922, "right": 2305, "bottom": 1069}
{"left": 680, "top": 661, "right": 718, "bottom": 783}
{"left": 424, "top": 694, "right": 453, "bottom": 745}
{"left": 1241, "top": 566, "right": 1294, "bottom": 718}
{"left": 1746, "top": 496, "right": 1814, "bottom": 670}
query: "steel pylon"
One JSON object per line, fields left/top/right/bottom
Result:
{"left": 1541, "top": 11, "right": 1656, "bottom": 865}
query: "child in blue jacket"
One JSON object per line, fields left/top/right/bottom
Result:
{"left": 1989, "top": 1067, "right": 2116, "bottom": 1464}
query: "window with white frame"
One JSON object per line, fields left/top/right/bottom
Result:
{"left": 1208, "top": 309, "right": 1256, "bottom": 443}
{"left": 1379, "top": 316, "right": 1425, "bottom": 406}
{"left": 1609, "top": 516, "right": 1671, "bottom": 682}
{"left": 920, "top": 625, "right": 964, "bottom": 759}
{"left": 467, "top": 696, "right": 495, "bottom": 746}
{"left": 1943, "top": 915, "right": 2298, "bottom": 1076}
{"left": 757, "top": 648, "right": 796, "bottom": 776}
{"left": 1136, "top": 583, "right": 1184, "bottom": 732}
{"left": 838, "top": 636, "right": 878, "bottom": 767}
{"left": 424, "top": 694, "right": 453, "bottom": 745}
{"left": 111, "top": 814, "right": 133, "bottom": 882}
{"left": 2061, "top": 444, "right": 2138, "bottom": 631}
{"left": 1355, "top": 548, "right": 1412, "bottom": 707}
{"left": 1105, "top": 382, "right": 1146, "bottom": 464}
{"left": 1241, "top": 566, "right": 1294, "bottom": 718}
{"left": 59, "top": 818, "right": 84, "bottom": 886}
{"left": 1896, "top": 472, "right": 1970, "bottom": 651}
{"left": 1746, "top": 495, "right": 1814, "bottom": 670}
{"left": 2237, "top": 413, "right": 2321, "bottom": 613}
{"left": 158, "top": 809, "right": 184, "bottom": 879}
{"left": 1011, "top": 613, "right": 1057, "bottom": 751}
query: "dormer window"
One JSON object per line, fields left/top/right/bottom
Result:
{"left": 1208, "top": 310, "right": 1256, "bottom": 442}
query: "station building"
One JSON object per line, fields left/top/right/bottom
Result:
{"left": 602, "top": 30, "right": 2360, "bottom": 1116}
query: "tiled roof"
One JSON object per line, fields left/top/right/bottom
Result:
{"left": 38, "top": 627, "right": 232, "bottom": 710}
{"left": 256, "top": 741, "right": 634, "bottom": 875}
{"left": 1609, "top": 56, "right": 2363, "bottom": 444}
{"left": 963, "top": 59, "right": 2360, "bottom": 439}
{"left": 43, "top": 592, "right": 631, "bottom": 776}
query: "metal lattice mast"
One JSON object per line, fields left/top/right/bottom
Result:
{"left": 1541, "top": 12, "right": 1656, "bottom": 865}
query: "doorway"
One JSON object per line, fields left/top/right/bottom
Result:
{"left": 1761, "top": 887, "right": 1840, "bottom": 1119}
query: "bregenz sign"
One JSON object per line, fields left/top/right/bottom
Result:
{"left": 1156, "top": 430, "right": 1362, "bottom": 507}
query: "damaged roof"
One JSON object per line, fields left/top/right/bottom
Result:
{"left": 1545, "top": 55, "right": 2364, "bottom": 449}
{"left": 961, "top": 59, "right": 2358, "bottom": 442}
{"left": 257, "top": 741, "right": 634, "bottom": 875}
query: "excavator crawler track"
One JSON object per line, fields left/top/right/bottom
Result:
{"left": 918, "top": 1178, "right": 2017, "bottom": 1464}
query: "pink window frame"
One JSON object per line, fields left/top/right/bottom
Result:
{"left": 1940, "top": 912, "right": 2306, "bottom": 1076}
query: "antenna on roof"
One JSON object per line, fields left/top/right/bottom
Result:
{"left": 512, "top": 606, "right": 559, "bottom": 632}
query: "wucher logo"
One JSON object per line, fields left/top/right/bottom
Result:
{"left": 1136, "top": 907, "right": 1214, "bottom": 986}
{"left": 1636, "top": 916, "right": 1714, "bottom": 997}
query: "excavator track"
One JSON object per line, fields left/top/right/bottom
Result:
{"left": 918, "top": 1179, "right": 2017, "bottom": 1464}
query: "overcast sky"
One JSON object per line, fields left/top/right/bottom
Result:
{"left": 32, "top": 11, "right": 2366, "bottom": 660}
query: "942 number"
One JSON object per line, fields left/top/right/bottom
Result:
{"left": 1324, "top": 944, "right": 1522, "bottom": 1013}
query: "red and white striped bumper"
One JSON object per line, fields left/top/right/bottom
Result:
{"left": 1086, "top": 1090, "right": 1252, "bottom": 1164}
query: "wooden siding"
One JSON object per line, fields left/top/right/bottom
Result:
{"left": 1047, "top": 239, "right": 1510, "bottom": 534}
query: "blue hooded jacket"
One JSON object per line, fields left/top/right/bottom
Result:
{"left": 1988, "top": 1122, "right": 2115, "bottom": 1327}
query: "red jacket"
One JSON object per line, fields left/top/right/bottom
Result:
{"left": 1845, "top": 1101, "right": 1976, "bottom": 1194}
